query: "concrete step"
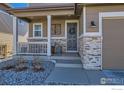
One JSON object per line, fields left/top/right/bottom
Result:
{"left": 54, "top": 59, "right": 82, "bottom": 68}
{"left": 55, "top": 59, "right": 82, "bottom": 64}
{"left": 55, "top": 63, "right": 83, "bottom": 68}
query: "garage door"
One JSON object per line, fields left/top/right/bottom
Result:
{"left": 103, "top": 19, "right": 124, "bottom": 69}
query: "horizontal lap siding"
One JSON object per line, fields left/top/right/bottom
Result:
{"left": 86, "top": 5, "right": 124, "bottom": 32}
{"left": 29, "top": 18, "right": 66, "bottom": 38}
{"left": 0, "top": 32, "right": 13, "bottom": 56}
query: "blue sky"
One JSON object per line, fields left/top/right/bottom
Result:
{"left": 10, "top": 3, "right": 28, "bottom": 8}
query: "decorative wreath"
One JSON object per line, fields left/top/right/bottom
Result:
{"left": 69, "top": 28, "right": 75, "bottom": 35}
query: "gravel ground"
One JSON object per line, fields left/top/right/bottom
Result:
{"left": 0, "top": 59, "right": 55, "bottom": 85}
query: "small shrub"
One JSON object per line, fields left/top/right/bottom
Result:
{"left": 32, "top": 56, "right": 44, "bottom": 72}
{"left": 1, "top": 65, "right": 15, "bottom": 70}
{"left": 33, "top": 65, "right": 45, "bottom": 72}
{"left": 15, "top": 63, "right": 28, "bottom": 71}
{"left": 15, "top": 56, "right": 27, "bottom": 64}
{"left": 15, "top": 56, "right": 28, "bottom": 71}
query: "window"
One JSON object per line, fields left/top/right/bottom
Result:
{"left": 52, "top": 24, "right": 61, "bottom": 35}
{"left": 33, "top": 23, "right": 42, "bottom": 37}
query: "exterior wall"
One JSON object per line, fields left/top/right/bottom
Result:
{"left": 51, "top": 39, "right": 66, "bottom": 52}
{"left": 18, "top": 19, "right": 29, "bottom": 42}
{"left": 0, "top": 32, "right": 13, "bottom": 57}
{"left": 29, "top": 18, "right": 65, "bottom": 37}
{"left": 79, "top": 36, "right": 102, "bottom": 70}
{"left": 86, "top": 5, "right": 124, "bottom": 32}
{"left": 78, "top": 36, "right": 83, "bottom": 61}
{"left": 28, "top": 18, "right": 78, "bottom": 53}
{"left": 83, "top": 36, "right": 102, "bottom": 70}
{"left": 0, "top": 11, "right": 28, "bottom": 57}
{"left": 29, "top": 18, "right": 47, "bottom": 37}
{"left": 80, "top": 4, "right": 124, "bottom": 70}
{"left": 79, "top": 10, "right": 83, "bottom": 35}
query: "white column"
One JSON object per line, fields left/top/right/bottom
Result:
{"left": 47, "top": 15, "right": 51, "bottom": 56}
{"left": 13, "top": 16, "right": 18, "bottom": 55}
{"left": 83, "top": 5, "right": 86, "bottom": 35}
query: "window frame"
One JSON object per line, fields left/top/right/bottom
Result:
{"left": 33, "top": 23, "right": 43, "bottom": 37}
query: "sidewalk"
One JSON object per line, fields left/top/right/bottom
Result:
{"left": 45, "top": 67, "right": 124, "bottom": 85}
{"left": 45, "top": 67, "right": 106, "bottom": 85}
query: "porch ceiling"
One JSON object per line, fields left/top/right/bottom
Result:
{"left": 6, "top": 6, "right": 75, "bottom": 17}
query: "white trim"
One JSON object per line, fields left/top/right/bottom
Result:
{"left": 47, "top": 15, "right": 51, "bottom": 56}
{"left": 83, "top": 5, "right": 102, "bottom": 36}
{"left": 99, "top": 11, "right": 124, "bottom": 70}
{"left": 65, "top": 20, "right": 79, "bottom": 52}
{"left": 83, "top": 5, "right": 87, "bottom": 35}
{"left": 100, "top": 11, "right": 124, "bottom": 17}
{"left": 17, "top": 53, "right": 47, "bottom": 55}
{"left": 28, "top": 37, "right": 66, "bottom": 40}
{"left": 33, "top": 23, "right": 43, "bottom": 38}
{"left": 13, "top": 16, "right": 17, "bottom": 55}
{"left": 18, "top": 42, "right": 47, "bottom": 44}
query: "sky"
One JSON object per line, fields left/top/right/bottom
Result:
{"left": 10, "top": 3, "right": 28, "bottom": 8}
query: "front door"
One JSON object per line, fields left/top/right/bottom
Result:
{"left": 67, "top": 23, "right": 77, "bottom": 52}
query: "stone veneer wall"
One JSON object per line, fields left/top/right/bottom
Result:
{"left": 51, "top": 39, "right": 66, "bottom": 52}
{"left": 79, "top": 36, "right": 102, "bottom": 70}
{"left": 78, "top": 36, "right": 83, "bottom": 61}
{"left": 28, "top": 38, "right": 66, "bottom": 53}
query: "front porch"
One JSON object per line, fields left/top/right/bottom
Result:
{"left": 14, "top": 18, "right": 79, "bottom": 57}
{"left": 10, "top": 5, "right": 80, "bottom": 57}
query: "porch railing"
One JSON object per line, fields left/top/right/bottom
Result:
{"left": 17, "top": 42, "right": 47, "bottom": 55}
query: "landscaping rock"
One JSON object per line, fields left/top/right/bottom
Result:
{"left": 0, "top": 59, "right": 55, "bottom": 85}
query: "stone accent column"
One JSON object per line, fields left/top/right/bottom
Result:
{"left": 83, "top": 36, "right": 102, "bottom": 70}
{"left": 47, "top": 15, "right": 51, "bottom": 56}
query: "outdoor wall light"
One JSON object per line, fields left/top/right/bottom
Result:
{"left": 90, "top": 21, "right": 96, "bottom": 27}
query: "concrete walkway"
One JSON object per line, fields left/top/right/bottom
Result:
{"left": 45, "top": 67, "right": 124, "bottom": 85}
{"left": 45, "top": 67, "right": 107, "bottom": 85}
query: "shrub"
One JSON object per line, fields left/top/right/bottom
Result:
{"left": 1, "top": 65, "right": 15, "bottom": 70}
{"left": 32, "top": 56, "right": 44, "bottom": 72}
{"left": 15, "top": 56, "right": 28, "bottom": 71}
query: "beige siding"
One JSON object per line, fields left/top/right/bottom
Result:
{"left": 0, "top": 11, "right": 28, "bottom": 57}
{"left": 86, "top": 5, "right": 124, "bottom": 32}
{"left": 0, "top": 32, "right": 13, "bottom": 56}
{"left": 79, "top": 10, "right": 83, "bottom": 35}
{"left": 29, "top": 18, "right": 66, "bottom": 38}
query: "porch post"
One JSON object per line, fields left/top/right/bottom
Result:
{"left": 47, "top": 15, "right": 51, "bottom": 56}
{"left": 13, "top": 16, "right": 18, "bottom": 55}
